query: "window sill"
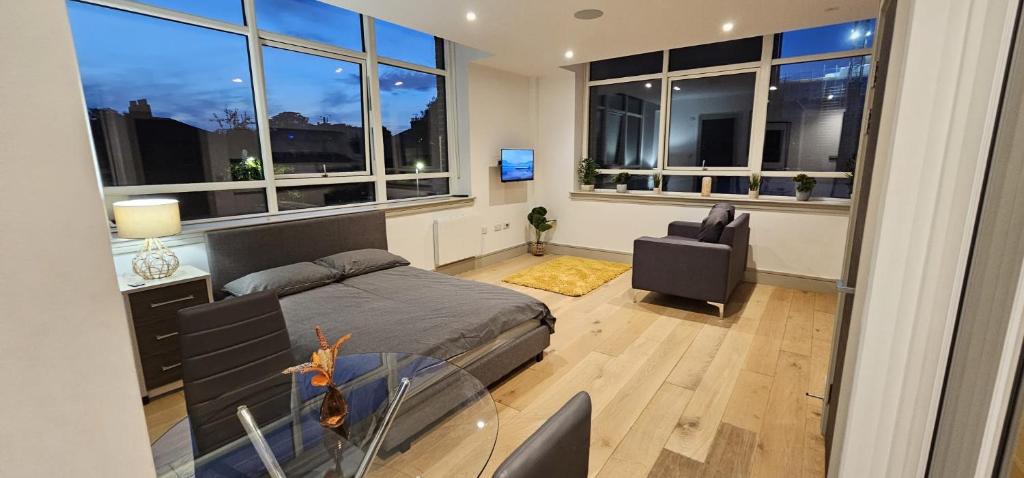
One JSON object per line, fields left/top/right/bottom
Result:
{"left": 569, "top": 190, "right": 850, "bottom": 214}
{"left": 110, "top": 196, "right": 475, "bottom": 255}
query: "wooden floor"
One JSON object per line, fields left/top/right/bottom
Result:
{"left": 144, "top": 253, "right": 836, "bottom": 477}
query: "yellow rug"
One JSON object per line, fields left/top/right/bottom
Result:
{"left": 503, "top": 256, "right": 631, "bottom": 297}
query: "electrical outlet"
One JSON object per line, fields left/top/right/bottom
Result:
{"left": 503, "top": 223, "right": 510, "bottom": 230}
{"left": 494, "top": 224, "right": 502, "bottom": 232}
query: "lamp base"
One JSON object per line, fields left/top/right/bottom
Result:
{"left": 132, "top": 238, "right": 180, "bottom": 280}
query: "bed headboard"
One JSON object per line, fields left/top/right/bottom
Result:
{"left": 205, "top": 210, "right": 387, "bottom": 298}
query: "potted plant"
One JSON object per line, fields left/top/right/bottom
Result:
{"left": 578, "top": 157, "right": 598, "bottom": 192}
{"left": 652, "top": 173, "right": 662, "bottom": 194}
{"left": 614, "top": 172, "right": 630, "bottom": 193}
{"left": 748, "top": 173, "right": 761, "bottom": 199}
{"left": 793, "top": 174, "right": 816, "bottom": 201}
{"left": 527, "top": 206, "right": 554, "bottom": 256}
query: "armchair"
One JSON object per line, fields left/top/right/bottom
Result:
{"left": 632, "top": 213, "right": 750, "bottom": 316}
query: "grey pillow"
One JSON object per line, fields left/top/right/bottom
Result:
{"left": 696, "top": 206, "right": 731, "bottom": 243}
{"left": 710, "top": 202, "right": 735, "bottom": 222}
{"left": 223, "top": 262, "right": 340, "bottom": 297}
{"left": 316, "top": 249, "right": 410, "bottom": 279}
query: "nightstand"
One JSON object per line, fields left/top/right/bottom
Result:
{"left": 118, "top": 265, "right": 212, "bottom": 401}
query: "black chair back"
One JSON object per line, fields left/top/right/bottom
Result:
{"left": 493, "top": 391, "right": 592, "bottom": 478}
{"left": 177, "top": 291, "right": 294, "bottom": 455}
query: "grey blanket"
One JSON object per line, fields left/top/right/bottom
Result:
{"left": 280, "top": 266, "right": 555, "bottom": 362}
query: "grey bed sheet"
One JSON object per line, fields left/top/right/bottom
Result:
{"left": 280, "top": 265, "right": 555, "bottom": 362}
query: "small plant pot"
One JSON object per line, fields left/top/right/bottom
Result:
{"left": 529, "top": 242, "right": 546, "bottom": 256}
{"left": 653, "top": 187, "right": 662, "bottom": 194}
{"left": 748, "top": 190, "right": 760, "bottom": 199}
{"left": 796, "top": 190, "right": 812, "bottom": 201}
{"left": 580, "top": 184, "right": 595, "bottom": 192}
{"left": 616, "top": 184, "right": 628, "bottom": 193}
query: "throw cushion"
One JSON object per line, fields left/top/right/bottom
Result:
{"left": 223, "top": 262, "right": 340, "bottom": 297}
{"left": 316, "top": 248, "right": 411, "bottom": 279}
{"left": 696, "top": 207, "right": 731, "bottom": 243}
{"left": 711, "top": 203, "right": 736, "bottom": 222}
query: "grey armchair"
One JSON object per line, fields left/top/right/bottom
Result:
{"left": 492, "top": 392, "right": 592, "bottom": 478}
{"left": 632, "top": 212, "right": 750, "bottom": 316}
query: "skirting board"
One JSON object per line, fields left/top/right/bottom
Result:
{"left": 435, "top": 243, "right": 529, "bottom": 276}
{"left": 545, "top": 242, "right": 837, "bottom": 294}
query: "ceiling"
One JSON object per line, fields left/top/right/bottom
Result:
{"left": 329, "top": 0, "right": 880, "bottom": 76}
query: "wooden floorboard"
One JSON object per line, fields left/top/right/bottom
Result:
{"left": 142, "top": 253, "right": 836, "bottom": 477}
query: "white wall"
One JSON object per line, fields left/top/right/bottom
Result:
{"left": 112, "top": 62, "right": 538, "bottom": 273}
{"left": 536, "top": 68, "right": 849, "bottom": 280}
{"left": 0, "top": 2, "right": 155, "bottom": 476}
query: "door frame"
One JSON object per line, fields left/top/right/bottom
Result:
{"left": 826, "top": 0, "right": 1020, "bottom": 475}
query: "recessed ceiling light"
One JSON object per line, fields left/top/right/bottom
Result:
{"left": 827, "top": 94, "right": 835, "bottom": 100}
{"left": 644, "top": 82, "right": 652, "bottom": 88}
{"left": 574, "top": 9, "right": 604, "bottom": 20}
{"left": 231, "top": 78, "right": 243, "bottom": 83}
{"left": 395, "top": 81, "right": 404, "bottom": 86}
{"left": 866, "top": 31, "right": 872, "bottom": 37}
{"left": 564, "top": 50, "right": 575, "bottom": 59}
{"left": 673, "top": 86, "right": 680, "bottom": 91}
{"left": 850, "top": 29, "right": 862, "bottom": 40}
{"left": 334, "top": 67, "right": 343, "bottom": 73}
{"left": 769, "top": 85, "right": 778, "bottom": 91}
{"left": 722, "top": 22, "right": 734, "bottom": 32}
{"left": 465, "top": 11, "right": 477, "bottom": 21}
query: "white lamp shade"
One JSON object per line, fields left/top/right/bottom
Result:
{"left": 113, "top": 199, "right": 182, "bottom": 239}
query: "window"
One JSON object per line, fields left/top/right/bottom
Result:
{"left": 668, "top": 37, "right": 762, "bottom": 71}
{"left": 774, "top": 19, "right": 876, "bottom": 58}
{"left": 588, "top": 80, "right": 662, "bottom": 169}
{"left": 68, "top": 0, "right": 454, "bottom": 222}
{"left": 134, "top": 0, "right": 243, "bottom": 23}
{"left": 255, "top": 0, "right": 363, "bottom": 51}
{"left": 69, "top": 1, "right": 262, "bottom": 187}
{"left": 386, "top": 178, "right": 450, "bottom": 200}
{"left": 589, "top": 51, "right": 664, "bottom": 81}
{"left": 582, "top": 18, "right": 873, "bottom": 201}
{"left": 105, "top": 189, "right": 269, "bottom": 222}
{"left": 277, "top": 183, "right": 375, "bottom": 210}
{"left": 375, "top": 20, "right": 444, "bottom": 69}
{"left": 262, "top": 46, "right": 367, "bottom": 174}
{"left": 378, "top": 65, "right": 449, "bottom": 174}
{"left": 763, "top": 56, "right": 870, "bottom": 172}
{"left": 666, "top": 73, "right": 756, "bottom": 168}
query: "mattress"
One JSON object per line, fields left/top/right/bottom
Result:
{"left": 279, "top": 266, "right": 555, "bottom": 365}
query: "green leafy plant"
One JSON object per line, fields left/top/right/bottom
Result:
{"left": 527, "top": 206, "right": 554, "bottom": 244}
{"left": 613, "top": 172, "right": 631, "bottom": 185}
{"left": 793, "top": 174, "right": 817, "bottom": 192}
{"left": 749, "top": 173, "right": 761, "bottom": 191}
{"left": 577, "top": 157, "right": 599, "bottom": 186}
{"left": 653, "top": 173, "right": 662, "bottom": 188}
{"left": 230, "top": 156, "right": 265, "bottom": 181}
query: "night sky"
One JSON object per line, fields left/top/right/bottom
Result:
{"left": 67, "top": 0, "right": 441, "bottom": 135}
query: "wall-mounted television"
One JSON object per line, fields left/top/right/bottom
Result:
{"left": 500, "top": 149, "right": 534, "bottom": 182}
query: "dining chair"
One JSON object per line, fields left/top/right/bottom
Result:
{"left": 492, "top": 391, "right": 592, "bottom": 478}
{"left": 177, "top": 290, "right": 294, "bottom": 456}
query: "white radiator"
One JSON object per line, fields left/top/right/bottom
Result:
{"left": 433, "top": 215, "right": 481, "bottom": 267}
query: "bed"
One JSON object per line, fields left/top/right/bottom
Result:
{"left": 204, "top": 210, "right": 555, "bottom": 389}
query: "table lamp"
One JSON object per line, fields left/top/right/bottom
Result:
{"left": 113, "top": 199, "right": 182, "bottom": 280}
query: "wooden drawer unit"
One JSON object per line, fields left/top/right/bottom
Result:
{"left": 118, "top": 266, "right": 211, "bottom": 400}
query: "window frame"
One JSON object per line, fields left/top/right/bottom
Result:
{"left": 74, "top": 0, "right": 457, "bottom": 225}
{"left": 580, "top": 30, "right": 873, "bottom": 200}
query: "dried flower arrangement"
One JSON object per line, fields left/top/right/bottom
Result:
{"left": 284, "top": 326, "right": 352, "bottom": 429}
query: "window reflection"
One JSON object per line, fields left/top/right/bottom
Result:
{"left": 262, "top": 47, "right": 366, "bottom": 174}
{"left": 762, "top": 56, "right": 871, "bottom": 172}
{"left": 378, "top": 65, "right": 448, "bottom": 174}
{"left": 68, "top": 1, "right": 262, "bottom": 187}
{"left": 588, "top": 80, "right": 661, "bottom": 169}
{"left": 105, "top": 189, "right": 268, "bottom": 222}
{"left": 666, "top": 73, "right": 755, "bottom": 168}
{"left": 386, "top": 178, "right": 449, "bottom": 200}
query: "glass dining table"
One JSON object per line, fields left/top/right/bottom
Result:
{"left": 151, "top": 353, "right": 498, "bottom": 478}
